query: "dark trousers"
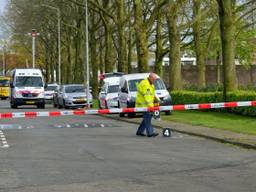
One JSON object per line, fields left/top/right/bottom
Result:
{"left": 136, "top": 112, "right": 154, "bottom": 135}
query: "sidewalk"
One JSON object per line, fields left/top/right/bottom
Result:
{"left": 106, "top": 115, "right": 256, "bottom": 150}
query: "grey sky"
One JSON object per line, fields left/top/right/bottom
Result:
{"left": 0, "top": 0, "right": 7, "bottom": 15}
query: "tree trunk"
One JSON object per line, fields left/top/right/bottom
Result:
{"left": 66, "top": 28, "right": 72, "bottom": 84}
{"left": 128, "top": 14, "right": 133, "bottom": 74}
{"left": 117, "top": 0, "right": 128, "bottom": 73}
{"left": 74, "top": 20, "right": 83, "bottom": 83}
{"left": 155, "top": 11, "right": 163, "bottom": 77}
{"left": 90, "top": 12, "right": 99, "bottom": 98}
{"left": 167, "top": 2, "right": 182, "bottom": 90}
{"left": 134, "top": 0, "right": 149, "bottom": 72}
{"left": 216, "top": 51, "right": 221, "bottom": 85}
{"left": 217, "top": 0, "right": 237, "bottom": 93}
{"left": 193, "top": 0, "right": 205, "bottom": 89}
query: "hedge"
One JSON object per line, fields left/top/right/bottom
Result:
{"left": 171, "top": 90, "right": 256, "bottom": 116}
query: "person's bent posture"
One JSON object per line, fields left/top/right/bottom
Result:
{"left": 135, "top": 73, "right": 159, "bottom": 137}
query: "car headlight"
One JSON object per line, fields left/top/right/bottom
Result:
{"left": 63, "top": 94, "right": 72, "bottom": 99}
{"left": 15, "top": 91, "right": 22, "bottom": 97}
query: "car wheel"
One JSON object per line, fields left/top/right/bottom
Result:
{"left": 63, "top": 99, "right": 69, "bottom": 109}
{"left": 58, "top": 100, "right": 63, "bottom": 109}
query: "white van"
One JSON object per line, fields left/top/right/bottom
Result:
{"left": 9, "top": 68, "right": 46, "bottom": 108}
{"left": 98, "top": 77, "right": 120, "bottom": 109}
{"left": 118, "top": 73, "right": 171, "bottom": 117}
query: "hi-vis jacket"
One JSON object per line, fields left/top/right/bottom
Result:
{"left": 135, "top": 78, "right": 155, "bottom": 108}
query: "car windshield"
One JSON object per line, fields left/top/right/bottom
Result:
{"left": 108, "top": 85, "right": 119, "bottom": 93}
{"left": 65, "top": 86, "right": 85, "bottom": 93}
{"left": 16, "top": 76, "right": 43, "bottom": 87}
{"left": 45, "top": 85, "right": 58, "bottom": 91}
{"left": 128, "top": 78, "right": 166, "bottom": 92}
{"left": 0, "top": 79, "right": 9, "bottom": 87}
{"left": 154, "top": 79, "right": 166, "bottom": 90}
{"left": 128, "top": 79, "right": 143, "bottom": 92}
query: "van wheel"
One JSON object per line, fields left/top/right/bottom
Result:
{"left": 105, "top": 100, "right": 108, "bottom": 109}
{"left": 53, "top": 101, "right": 57, "bottom": 108}
{"left": 165, "top": 111, "right": 171, "bottom": 115}
{"left": 128, "top": 112, "right": 135, "bottom": 118}
{"left": 37, "top": 103, "right": 45, "bottom": 109}
{"left": 11, "top": 102, "right": 17, "bottom": 109}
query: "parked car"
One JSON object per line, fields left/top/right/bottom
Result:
{"left": 118, "top": 73, "right": 171, "bottom": 117}
{"left": 44, "top": 83, "right": 59, "bottom": 103}
{"left": 98, "top": 77, "right": 120, "bottom": 109}
{"left": 99, "top": 72, "right": 124, "bottom": 81}
{"left": 53, "top": 84, "right": 93, "bottom": 109}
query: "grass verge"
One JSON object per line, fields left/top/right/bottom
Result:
{"left": 162, "top": 110, "right": 256, "bottom": 135}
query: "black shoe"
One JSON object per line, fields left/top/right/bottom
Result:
{"left": 147, "top": 133, "right": 159, "bottom": 137}
{"left": 136, "top": 132, "right": 146, "bottom": 136}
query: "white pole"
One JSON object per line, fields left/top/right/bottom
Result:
{"left": 32, "top": 36, "right": 35, "bottom": 68}
{"left": 57, "top": 8, "right": 61, "bottom": 85}
{"left": 2, "top": 43, "right": 5, "bottom": 76}
{"left": 85, "top": 0, "right": 90, "bottom": 108}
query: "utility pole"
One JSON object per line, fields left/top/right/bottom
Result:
{"left": 85, "top": 0, "right": 90, "bottom": 108}
{"left": 2, "top": 41, "right": 5, "bottom": 76}
{"left": 28, "top": 29, "right": 40, "bottom": 68}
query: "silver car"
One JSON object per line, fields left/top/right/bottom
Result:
{"left": 55, "top": 84, "right": 93, "bottom": 109}
{"left": 44, "top": 83, "right": 59, "bottom": 103}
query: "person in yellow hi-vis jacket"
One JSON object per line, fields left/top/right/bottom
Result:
{"left": 135, "top": 73, "right": 160, "bottom": 137}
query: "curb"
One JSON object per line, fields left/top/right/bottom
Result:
{"left": 104, "top": 115, "right": 256, "bottom": 150}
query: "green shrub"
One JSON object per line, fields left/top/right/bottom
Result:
{"left": 171, "top": 90, "right": 256, "bottom": 116}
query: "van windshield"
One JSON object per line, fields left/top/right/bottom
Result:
{"left": 108, "top": 85, "right": 119, "bottom": 93}
{"left": 45, "top": 85, "right": 58, "bottom": 91}
{"left": 16, "top": 76, "right": 43, "bottom": 87}
{"left": 128, "top": 79, "right": 166, "bottom": 92}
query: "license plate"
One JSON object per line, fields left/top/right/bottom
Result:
{"left": 76, "top": 99, "right": 85, "bottom": 102}
{"left": 26, "top": 101, "right": 35, "bottom": 104}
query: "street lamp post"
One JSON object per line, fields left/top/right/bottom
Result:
{"left": 85, "top": 0, "right": 90, "bottom": 108}
{"left": 28, "top": 29, "right": 40, "bottom": 68}
{"left": 41, "top": 4, "right": 61, "bottom": 85}
{"left": 2, "top": 41, "right": 5, "bottom": 76}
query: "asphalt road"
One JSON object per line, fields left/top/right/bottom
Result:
{"left": 0, "top": 100, "right": 256, "bottom": 192}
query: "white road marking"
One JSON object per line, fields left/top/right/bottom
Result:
{"left": 0, "top": 130, "right": 9, "bottom": 148}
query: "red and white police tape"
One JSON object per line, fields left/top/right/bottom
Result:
{"left": 0, "top": 100, "right": 256, "bottom": 119}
